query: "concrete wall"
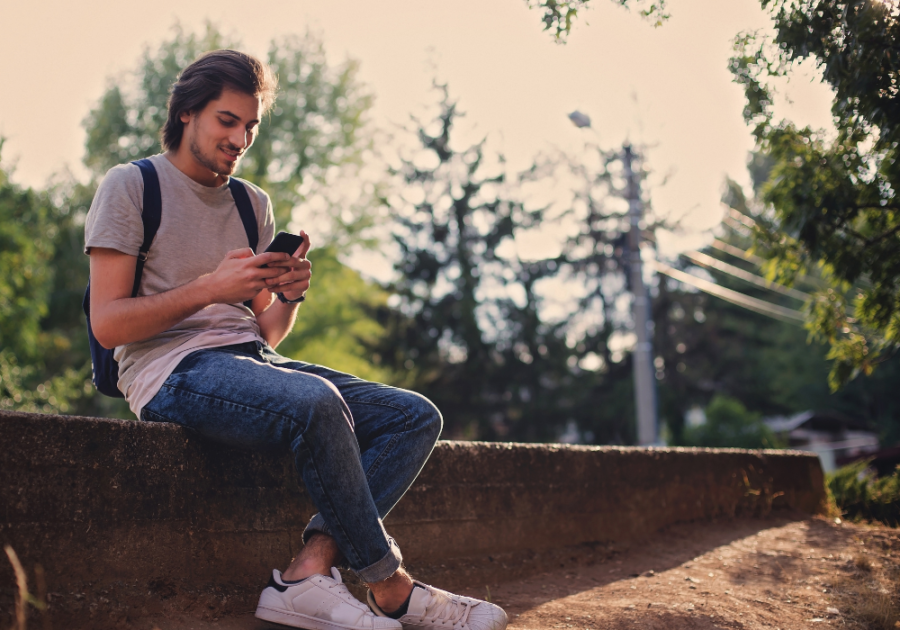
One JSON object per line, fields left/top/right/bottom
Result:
{"left": 0, "top": 410, "right": 827, "bottom": 627}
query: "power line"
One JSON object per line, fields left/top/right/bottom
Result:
{"left": 654, "top": 261, "right": 806, "bottom": 323}
{"left": 681, "top": 250, "right": 810, "bottom": 301}
{"left": 709, "top": 238, "right": 766, "bottom": 265}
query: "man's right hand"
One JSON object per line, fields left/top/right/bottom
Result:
{"left": 203, "top": 248, "right": 293, "bottom": 305}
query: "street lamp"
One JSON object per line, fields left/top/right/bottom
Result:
{"left": 568, "top": 112, "right": 658, "bottom": 446}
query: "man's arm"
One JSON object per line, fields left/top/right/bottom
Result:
{"left": 253, "top": 230, "right": 312, "bottom": 349}
{"left": 89, "top": 246, "right": 292, "bottom": 349}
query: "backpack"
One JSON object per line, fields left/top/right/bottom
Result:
{"left": 82, "top": 158, "right": 260, "bottom": 398}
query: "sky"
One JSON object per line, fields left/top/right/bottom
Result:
{"left": 2, "top": 0, "right": 835, "bottom": 258}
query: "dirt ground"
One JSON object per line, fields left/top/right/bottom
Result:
{"left": 139, "top": 514, "right": 900, "bottom": 630}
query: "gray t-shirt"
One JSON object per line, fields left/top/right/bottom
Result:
{"left": 84, "top": 154, "right": 276, "bottom": 417}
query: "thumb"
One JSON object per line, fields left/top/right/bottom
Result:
{"left": 226, "top": 248, "right": 255, "bottom": 260}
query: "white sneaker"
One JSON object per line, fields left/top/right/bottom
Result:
{"left": 367, "top": 582, "right": 508, "bottom": 630}
{"left": 256, "top": 567, "right": 403, "bottom": 630}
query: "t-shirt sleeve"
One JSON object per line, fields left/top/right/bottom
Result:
{"left": 84, "top": 163, "right": 145, "bottom": 256}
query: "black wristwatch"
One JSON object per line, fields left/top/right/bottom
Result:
{"left": 277, "top": 292, "right": 306, "bottom": 304}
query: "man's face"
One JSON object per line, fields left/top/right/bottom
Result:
{"left": 180, "top": 87, "right": 263, "bottom": 178}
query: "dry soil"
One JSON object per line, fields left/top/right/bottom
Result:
{"left": 137, "top": 514, "right": 900, "bottom": 630}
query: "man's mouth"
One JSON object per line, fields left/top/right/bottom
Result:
{"left": 220, "top": 147, "right": 242, "bottom": 161}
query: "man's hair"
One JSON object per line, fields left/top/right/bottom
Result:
{"left": 161, "top": 49, "right": 278, "bottom": 152}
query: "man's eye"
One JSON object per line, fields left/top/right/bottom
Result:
{"left": 219, "top": 119, "right": 235, "bottom": 127}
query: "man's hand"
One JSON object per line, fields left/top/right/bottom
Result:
{"left": 263, "top": 230, "right": 312, "bottom": 302}
{"left": 204, "top": 247, "right": 293, "bottom": 305}
{"left": 254, "top": 230, "right": 312, "bottom": 349}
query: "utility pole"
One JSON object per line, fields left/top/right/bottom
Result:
{"left": 622, "top": 144, "right": 657, "bottom": 445}
{"left": 567, "top": 113, "right": 658, "bottom": 445}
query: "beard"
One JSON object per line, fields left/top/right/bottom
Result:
{"left": 189, "top": 135, "right": 240, "bottom": 178}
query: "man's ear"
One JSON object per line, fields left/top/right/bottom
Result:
{"left": 179, "top": 110, "right": 193, "bottom": 124}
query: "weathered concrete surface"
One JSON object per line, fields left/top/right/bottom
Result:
{"left": 0, "top": 410, "right": 827, "bottom": 628}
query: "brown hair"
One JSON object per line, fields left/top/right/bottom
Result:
{"left": 161, "top": 49, "right": 278, "bottom": 151}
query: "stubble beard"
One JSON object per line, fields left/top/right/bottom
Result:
{"left": 189, "top": 136, "right": 239, "bottom": 179}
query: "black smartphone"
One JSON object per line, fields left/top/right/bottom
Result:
{"left": 264, "top": 231, "right": 305, "bottom": 256}
{"left": 261, "top": 231, "right": 304, "bottom": 268}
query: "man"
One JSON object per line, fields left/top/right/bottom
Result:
{"left": 85, "top": 49, "right": 507, "bottom": 630}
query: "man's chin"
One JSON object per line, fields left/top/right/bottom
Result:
{"left": 218, "top": 160, "right": 240, "bottom": 177}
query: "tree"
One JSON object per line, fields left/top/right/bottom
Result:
{"left": 682, "top": 395, "right": 783, "bottom": 449}
{"left": 0, "top": 145, "right": 91, "bottom": 414}
{"left": 654, "top": 177, "right": 900, "bottom": 447}
{"left": 729, "top": 0, "right": 900, "bottom": 388}
{"left": 526, "top": 0, "right": 669, "bottom": 40}
{"left": 375, "top": 87, "right": 650, "bottom": 442}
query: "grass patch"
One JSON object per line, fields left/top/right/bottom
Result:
{"left": 832, "top": 549, "right": 899, "bottom": 630}
{"left": 828, "top": 460, "right": 900, "bottom": 527}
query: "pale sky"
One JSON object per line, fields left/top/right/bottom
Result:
{"left": 2, "top": 0, "right": 834, "bottom": 257}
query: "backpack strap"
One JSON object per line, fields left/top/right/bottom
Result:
{"left": 228, "top": 177, "right": 259, "bottom": 253}
{"left": 131, "top": 158, "right": 162, "bottom": 297}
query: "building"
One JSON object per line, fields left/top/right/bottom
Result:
{"left": 763, "top": 410, "right": 879, "bottom": 473}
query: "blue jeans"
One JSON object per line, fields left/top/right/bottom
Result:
{"left": 141, "top": 341, "right": 443, "bottom": 583}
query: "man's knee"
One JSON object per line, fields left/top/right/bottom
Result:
{"left": 410, "top": 392, "right": 443, "bottom": 443}
{"left": 291, "top": 376, "right": 353, "bottom": 434}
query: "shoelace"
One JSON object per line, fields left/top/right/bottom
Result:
{"left": 325, "top": 579, "right": 371, "bottom": 614}
{"left": 422, "top": 589, "right": 474, "bottom": 626}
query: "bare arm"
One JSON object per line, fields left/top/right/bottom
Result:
{"left": 89, "top": 246, "right": 292, "bottom": 349}
{"left": 254, "top": 230, "right": 312, "bottom": 349}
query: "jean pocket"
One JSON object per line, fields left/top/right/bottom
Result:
{"left": 141, "top": 408, "right": 169, "bottom": 423}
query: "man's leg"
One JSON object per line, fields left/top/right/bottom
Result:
{"left": 262, "top": 349, "right": 443, "bottom": 530}
{"left": 141, "top": 343, "right": 402, "bottom": 581}
{"left": 262, "top": 349, "right": 441, "bottom": 610}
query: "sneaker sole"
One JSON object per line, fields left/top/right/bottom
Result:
{"left": 256, "top": 604, "right": 397, "bottom": 630}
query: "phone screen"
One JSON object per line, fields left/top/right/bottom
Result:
{"left": 265, "top": 231, "right": 304, "bottom": 256}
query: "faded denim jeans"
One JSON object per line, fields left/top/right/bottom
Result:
{"left": 141, "top": 341, "right": 443, "bottom": 583}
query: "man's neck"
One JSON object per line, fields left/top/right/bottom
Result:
{"left": 164, "top": 150, "right": 228, "bottom": 188}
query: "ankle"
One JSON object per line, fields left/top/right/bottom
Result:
{"left": 370, "top": 571, "right": 415, "bottom": 613}
{"left": 282, "top": 559, "right": 331, "bottom": 582}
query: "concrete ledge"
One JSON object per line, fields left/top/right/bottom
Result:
{"left": 0, "top": 410, "right": 826, "bottom": 627}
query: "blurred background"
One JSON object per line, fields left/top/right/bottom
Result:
{"left": 2, "top": 0, "right": 898, "bottom": 476}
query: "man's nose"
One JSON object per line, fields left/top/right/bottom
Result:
{"left": 231, "top": 128, "right": 250, "bottom": 149}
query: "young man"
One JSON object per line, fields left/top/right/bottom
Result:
{"left": 85, "top": 50, "right": 507, "bottom": 630}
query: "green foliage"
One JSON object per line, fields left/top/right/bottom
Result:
{"left": 657, "top": 184, "right": 900, "bottom": 446}
{"left": 0, "top": 148, "right": 92, "bottom": 415}
{"left": 275, "top": 246, "right": 396, "bottom": 384}
{"left": 682, "top": 395, "right": 783, "bottom": 449}
{"left": 729, "top": 0, "right": 900, "bottom": 388}
{"left": 0, "top": 148, "right": 55, "bottom": 362}
{"left": 0, "top": 350, "right": 90, "bottom": 415}
{"left": 828, "top": 459, "right": 900, "bottom": 527}
{"left": 526, "top": 0, "right": 669, "bottom": 40}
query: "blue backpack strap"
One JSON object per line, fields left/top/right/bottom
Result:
{"left": 131, "top": 158, "right": 163, "bottom": 297}
{"left": 228, "top": 177, "right": 259, "bottom": 253}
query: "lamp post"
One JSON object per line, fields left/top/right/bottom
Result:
{"left": 569, "top": 112, "right": 658, "bottom": 445}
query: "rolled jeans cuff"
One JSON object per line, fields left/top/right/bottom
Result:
{"left": 303, "top": 513, "right": 332, "bottom": 542}
{"left": 355, "top": 537, "right": 403, "bottom": 584}
{"left": 302, "top": 514, "right": 403, "bottom": 583}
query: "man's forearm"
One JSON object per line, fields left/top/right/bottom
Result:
{"left": 256, "top": 298, "right": 300, "bottom": 349}
{"left": 92, "top": 275, "right": 214, "bottom": 349}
